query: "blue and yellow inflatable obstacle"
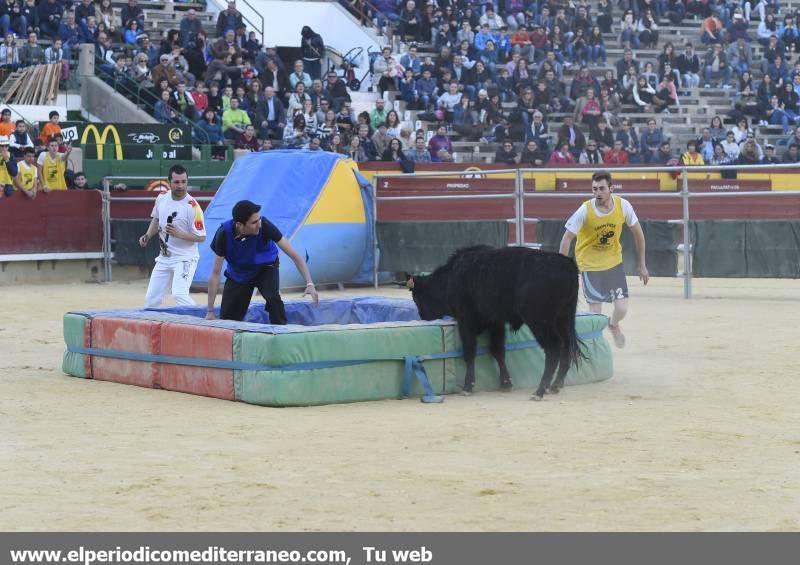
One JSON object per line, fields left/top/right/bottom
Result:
{"left": 62, "top": 299, "right": 614, "bottom": 407}
{"left": 195, "top": 151, "right": 373, "bottom": 288}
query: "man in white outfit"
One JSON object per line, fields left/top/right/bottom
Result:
{"left": 139, "top": 165, "right": 206, "bottom": 307}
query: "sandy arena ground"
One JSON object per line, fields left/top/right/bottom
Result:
{"left": 1, "top": 277, "right": 799, "bottom": 531}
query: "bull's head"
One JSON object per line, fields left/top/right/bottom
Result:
{"left": 404, "top": 273, "right": 449, "bottom": 321}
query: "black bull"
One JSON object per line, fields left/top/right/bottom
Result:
{"left": 406, "top": 246, "right": 584, "bottom": 399}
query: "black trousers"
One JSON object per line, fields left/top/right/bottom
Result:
{"left": 220, "top": 263, "right": 288, "bottom": 324}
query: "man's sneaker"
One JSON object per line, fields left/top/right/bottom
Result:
{"left": 608, "top": 323, "right": 626, "bottom": 349}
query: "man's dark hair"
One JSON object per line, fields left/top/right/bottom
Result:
{"left": 232, "top": 199, "right": 261, "bottom": 224}
{"left": 74, "top": 171, "right": 86, "bottom": 178}
{"left": 23, "top": 147, "right": 35, "bottom": 155}
{"left": 168, "top": 164, "right": 188, "bottom": 180}
{"left": 591, "top": 171, "right": 612, "bottom": 185}
{"left": 49, "top": 110, "right": 59, "bottom": 119}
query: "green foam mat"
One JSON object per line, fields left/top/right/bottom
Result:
{"left": 62, "top": 313, "right": 90, "bottom": 379}
{"left": 234, "top": 324, "right": 448, "bottom": 406}
{"left": 442, "top": 314, "right": 612, "bottom": 392}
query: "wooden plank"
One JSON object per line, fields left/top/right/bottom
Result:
{"left": 1, "top": 71, "right": 24, "bottom": 100}
{"left": 15, "top": 66, "right": 36, "bottom": 104}
{"left": 0, "top": 71, "right": 23, "bottom": 98}
{"left": 24, "top": 66, "right": 43, "bottom": 104}
{"left": 43, "top": 64, "right": 58, "bottom": 105}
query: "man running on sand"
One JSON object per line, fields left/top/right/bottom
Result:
{"left": 559, "top": 170, "right": 649, "bottom": 348}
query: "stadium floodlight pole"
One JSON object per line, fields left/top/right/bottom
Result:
{"left": 372, "top": 175, "right": 379, "bottom": 289}
{"left": 681, "top": 166, "right": 692, "bottom": 299}
{"left": 102, "top": 176, "right": 112, "bottom": 282}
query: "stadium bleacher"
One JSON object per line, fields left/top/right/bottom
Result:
{"left": 2, "top": 0, "right": 800, "bottom": 189}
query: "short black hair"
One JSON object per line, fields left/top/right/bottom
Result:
{"left": 23, "top": 147, "right": 35, "bottom": 155}
{"left": 167, "top": 164, "right": 188, "bottom": 180}
{"left": 232, "top": 199, "right": 261, "bottom": 224}
{"left": 591, "top": 171, "right": 612, "bottom": 185}
{"left": 74, "top": 171, "right": 86, "bottom": 178}
{"left": 49, "top": 110, "right": 59, "bottom": 119}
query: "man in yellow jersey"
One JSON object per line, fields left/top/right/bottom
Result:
{"left": 0, "top": 136, "right": 19, "bottom": 199}
{"left": 36, "top": 137, "right": 71, "bottom": 191}
{"left": 559, "top": 170, "right": 649, "bottom": 348}
{"left": 13, "top": 147, "right": 38, "bottom": 199}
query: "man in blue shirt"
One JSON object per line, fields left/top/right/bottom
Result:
{"left": 206, "top": 200, "right": 319, "bottom": 322}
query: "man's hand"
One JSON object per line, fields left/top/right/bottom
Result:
{"left": 639, "top": 264, "right": 650, "bottom": 285}
{"left": 165, "top": 223, "right": 182, "bottom": 239}
{"left": 139, "top": 234, "right": 149, "bottom": 247}
{"left": 303, "top": 284, "right": 320, "bottom": 304}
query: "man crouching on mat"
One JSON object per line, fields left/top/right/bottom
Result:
{"left": 206, "top": 199, "right": 319, "bottom": 322}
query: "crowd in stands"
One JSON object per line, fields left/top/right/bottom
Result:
{"left": 335, "top": 0, "right": 800, "bottom": 166}
{"left": 3, "top": 0, "right": 800, "bottom": 167}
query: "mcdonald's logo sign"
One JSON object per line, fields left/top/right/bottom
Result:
{"left": 81, "top": 124, "right": 123, "bottom": 160}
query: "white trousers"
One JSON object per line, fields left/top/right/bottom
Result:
{"left": 143, "top": 257, "right": 198, "bottom": 308}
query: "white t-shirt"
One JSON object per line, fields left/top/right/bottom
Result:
{"left": 564, "top": 196, "right": 639, "bottom": 234}
{"left": 36, "top": 151, "right": 65, "bottom": 166}
{"left": 150, "top": 191, "right": 206, "bottom": 261}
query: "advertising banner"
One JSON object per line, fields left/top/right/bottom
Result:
{"left": 46, "top": 122, "right": 192, "bottom": 160}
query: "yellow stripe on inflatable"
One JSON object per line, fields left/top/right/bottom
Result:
{"left": 305, "top": 159, "right": 366, "bottom": 225}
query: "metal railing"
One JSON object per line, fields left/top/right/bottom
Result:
{"left": 236, "top": 0, "right": 265, "bottom": 44}
{"left": 372, "top": 163, "right": 800, "bottom": 299}
{"left": 93, "top": 66, "right": 211, "bottom": 146}
{"left": 100, "top": 175, "right": 226, "bottom": 282}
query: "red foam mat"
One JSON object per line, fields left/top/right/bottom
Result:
{"left": 90, "top": 317, "right": 161, "bottom": 388}
{"left": 159, "top": 323, "right": 235, "bottom": 400}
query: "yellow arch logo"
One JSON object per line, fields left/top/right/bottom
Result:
{"left": 81, "top": 124, "right": 123, "bottom": 160}
{"left": 463, "top": 166, "right": 486, "bottom": 179}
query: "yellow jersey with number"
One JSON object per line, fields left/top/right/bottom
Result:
{"left": 40, "top": 153, "right": 67, "bottom": 190}
{"left": 0, "top": 158, "right": 13, "bottom": 186}
{"left": 575, "top": 195, "right": 625, "bottom": 272}
{"left": 17, "top": 161, "right": 37, "bottom": 190}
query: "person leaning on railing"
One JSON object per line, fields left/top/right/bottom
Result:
{"left": 36, "top": 136, "right": 70, "bottom": 192}
{"left": 8, "top": 120, "right": 35, "bottom": 160}
{"left": 0, "top": 136, "right": 18, "bottom": 199}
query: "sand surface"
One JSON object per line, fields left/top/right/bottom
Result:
{"left": 1, "top": 277, "right": 799, "bottom": 531}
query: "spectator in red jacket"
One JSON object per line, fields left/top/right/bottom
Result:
{"left": 604, "top": 139, "right": 630, "bottom": 164}
{"left": 549, "top": 141, "right": 576, "bottom": 164}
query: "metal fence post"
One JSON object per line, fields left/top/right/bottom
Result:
{"left": 681, "top": 167, "right": 692, "bottom": 299}
{"left": 372, "top": 175, "right": 379, "bottom": 289}
{"left": 514, "top": 168, "right": 524, "bottom": 246}
{"left": 102, "top": 176, "right": 112, "bottom": 282}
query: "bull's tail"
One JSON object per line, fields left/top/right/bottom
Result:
{"left": 565, "top": 261, "right": 587, "bottom": 368}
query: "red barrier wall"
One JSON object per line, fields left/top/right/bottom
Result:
{"left": 0, "top": 190, "right": 103, "bottom": 253}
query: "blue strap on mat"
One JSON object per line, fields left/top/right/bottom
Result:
{"left": 67, "top": 330, "right": 602, "bottom": 403}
